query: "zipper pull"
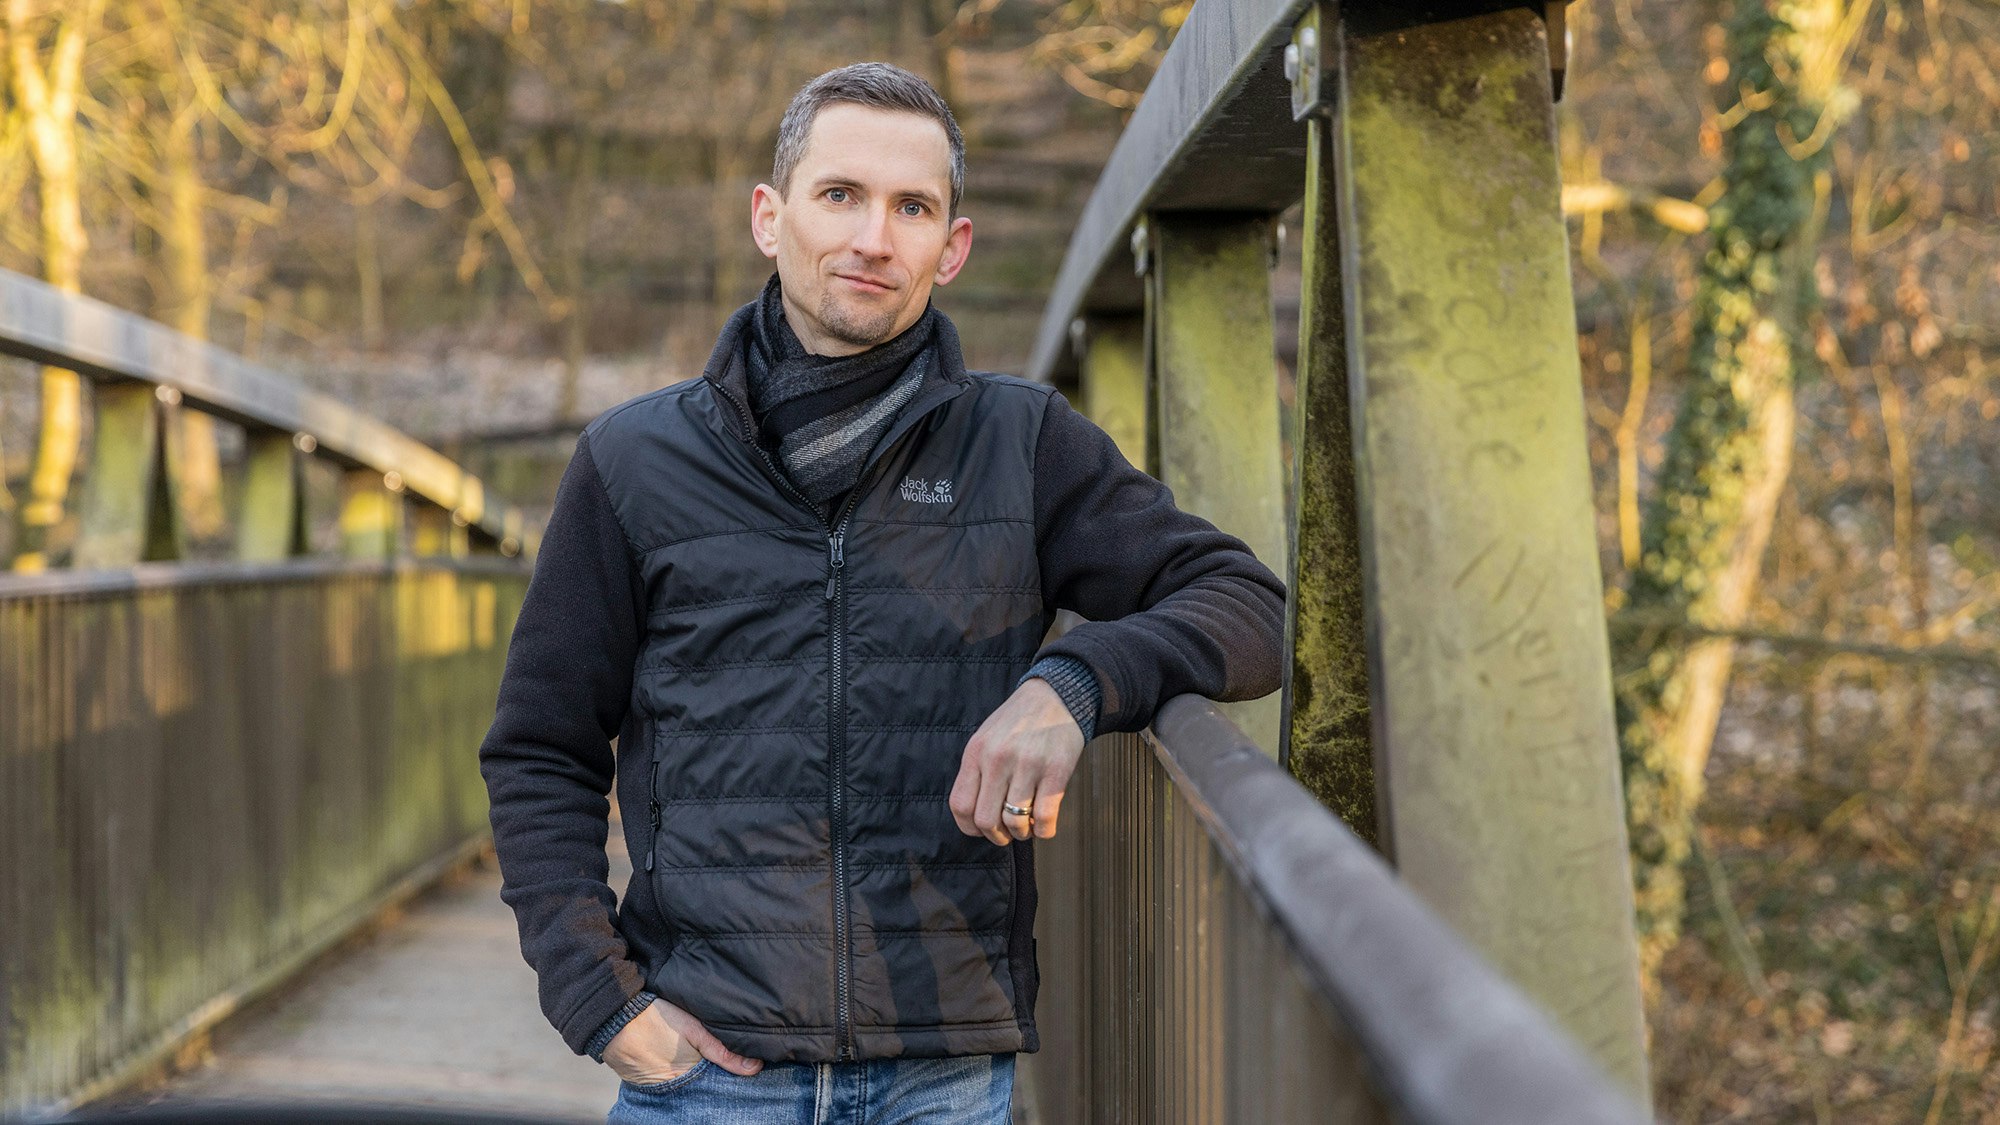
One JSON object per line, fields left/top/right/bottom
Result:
{"left": 644, "top": 798, "right": 660, "bottom": 872}
{"left": 824, "top": 533, "right": 845, "bottom": 600}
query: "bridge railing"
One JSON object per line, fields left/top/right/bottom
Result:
{"left": 0, "top": 268, "right": 530, "bottom": 569}
{"left": 1028, "top": 699, "right": 1648, "bottom": 1124}
{"left": 0, "top": 271, "right": 536, "bottom": 1117}
{"left": 0, "top": 560, "right": 527, "bottom": 1118}
{"left": 1027, "top": 0, "right": 1655, "bottom": 1117}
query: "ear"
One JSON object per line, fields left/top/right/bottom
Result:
{"left": 932, "top": 216, "right": 973, "bottom": 286}
{"left": 751, "top": 183, "right": 782, "bottom": 260}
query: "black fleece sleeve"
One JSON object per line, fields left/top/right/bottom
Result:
{"left": 478, "top": 432, "right": 650, "bottom": 1055}
{"left": 1027, "top": 389, "right": 1288, "bottom": 733}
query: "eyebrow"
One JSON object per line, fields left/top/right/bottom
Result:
{"left": 811, "top": 175, "right": 945, "bottom": 212}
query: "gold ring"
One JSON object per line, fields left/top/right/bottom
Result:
{"left": 1002, "top": 801, "right": 1033, "bottom": 818}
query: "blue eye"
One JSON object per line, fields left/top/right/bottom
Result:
{"left": 901, "top": 201, "right": 926, "bottom": 217}
{"left": 827, "top": 188, "right": 849, "bottom": 203}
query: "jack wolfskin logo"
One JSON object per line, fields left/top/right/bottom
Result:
{"left": 898, "top": 476, "right": 955, "bottom": 504}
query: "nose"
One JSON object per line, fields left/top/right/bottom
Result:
{"left": 850, "top": 202, "right": 893, "bottom": 261}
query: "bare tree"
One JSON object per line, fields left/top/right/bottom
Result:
{"left": 6, "top": 0, "right": 105, "bottom": 570}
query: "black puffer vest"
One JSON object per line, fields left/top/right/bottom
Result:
{"left": 585, "top": 307, "right": 1053, "bottom": 1063}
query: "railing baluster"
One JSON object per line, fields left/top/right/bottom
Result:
{"left": 1326, "top": 2, "right": 1649, "bottom": 1095}
{"left": 1075, "top": 316, "right": 1148, "bottom": 473}
{"left": 73, "top": 383, "right": 181, "bottom": 567}
{"left": 410, "top": 503, "right": 466, "bottom": 558}
{"left": 339, "top": 468, "right": 404, "bottom": 559}
{"left": 237, "top": 430, "right": 309, "bottom": 561}
{"left": 1143, "top": 213, "right": 1289, "bottom": 755}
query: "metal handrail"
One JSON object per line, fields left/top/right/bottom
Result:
{"left": 1144, "top": 696, "right": 1650, "bottom": 1124}
{"left": 0, "top": 553, "right": 531, "bottom": 598}
{"left": 1026, "top": 0, "right": 1311, "bottom": 382}
{"left": 0, "top": 268, "right": 524, "bottom": 549}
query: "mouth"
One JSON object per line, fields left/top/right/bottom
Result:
{"left": 833, "top": 272, "right": 896, "bottom": 294}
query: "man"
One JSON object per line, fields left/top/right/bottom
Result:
{"left": 478, "top": 62, "right": 1285, "bottom": 1123}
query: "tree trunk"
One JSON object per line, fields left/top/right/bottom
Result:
{"left": 160, "top": 106, "right": 229, "bottom": 544}
{"left": 907, "top": 0, "right": 960, "bottom": 113}
{"left": 356, "top": 198, "right": 386, "bottom": 352}
{"left": 9, "top": 0, "right": 98, "bottom": 571}
{"left": 1617, "top": 0, "right": 1839, "bottom": 992}
{"left": 555, "top": 131, "right": 596, "bottom": 425}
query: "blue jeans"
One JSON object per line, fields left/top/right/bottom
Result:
{"left": 607, "top": 1053, "right": 1015, "bottom": 1125}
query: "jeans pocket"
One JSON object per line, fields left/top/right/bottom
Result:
{"left": 624, "top": 1058, "right": 712, "bottom": 1095}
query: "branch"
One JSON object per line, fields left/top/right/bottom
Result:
{"left": 1562, "top": 181, "right": 1709, "bottom": 233}
{"left": 1608, "top": 609, "right": 2000, "bottom": 674}
{"left": 268, "top": 0, "right": 373, "bottom": 157}
{"left": 380, "top": 14, "right": 561, "bottom": 315}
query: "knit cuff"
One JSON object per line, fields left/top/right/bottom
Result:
{"left": 1019, "top": 655, "right": 1102, "bottom": 744}
{"left": 584, "top": 990, "right": 657, "bottom": 1063}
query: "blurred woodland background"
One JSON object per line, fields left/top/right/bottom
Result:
{"left": 2, "top": 0, "right": 1996, "bottom": 1120}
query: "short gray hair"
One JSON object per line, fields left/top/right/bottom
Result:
{"left": 772, "top": 62, "right": 965, "bottom": 217}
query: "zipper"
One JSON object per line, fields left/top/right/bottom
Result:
{"left": 706, "top": 369, "right": 908, "bottom": 1062}
{"left": 825, "top": 533, "right": 844, "bottom": 600}
{"left": 645, "top": 725, "right": 661, "bottom": 874}
{"left": 645, "top": 792, "right": 660, "bottom": 873}
{"left": 824, "top": 468, "right": 896, "bottom": 1056}
{"left": 826, "top": 527, "right": 853, "bottom": 1059}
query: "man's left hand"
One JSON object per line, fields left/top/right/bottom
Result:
{"left": 949, "top": 678, "right": 1084, "bottom": 845}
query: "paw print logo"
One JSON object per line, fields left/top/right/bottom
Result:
{"left": 934, "top": 479, "right": 952, "bottom": 498}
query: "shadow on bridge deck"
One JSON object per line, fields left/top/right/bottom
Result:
{"left": 77, "top": 819, "right": 635, "bottom": 1124}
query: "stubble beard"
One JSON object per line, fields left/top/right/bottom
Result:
{"left": 815, "top": 287, "right": 901, "bottom": 349}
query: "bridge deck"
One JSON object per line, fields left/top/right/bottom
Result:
{"left": 83, "top": 827, "right": 635, "bottom": 1123}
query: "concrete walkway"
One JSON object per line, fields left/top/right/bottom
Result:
{"left": 87, "top": 816, "right": 636, "bottom": 1123}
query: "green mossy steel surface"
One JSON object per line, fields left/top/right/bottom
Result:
{"left": 340, "top": 470, "right": 403, "bottom": 559}
{"left": 1080, "top": 318, "right": 1149, "bottom": 473}
{"left": 72, "top": 384, "right": 172, "bottom": 568}
{"left": 238, "top": 433, "right": 307, "bottom": 561}
{"left": 1331, "top": 5, "right": 1650, "bottom": 1098}
{"left": 1284, "top": 114, "right": 1379, "bottom": 845}
{"left": 1147, "top": 214, "right": 1290, "bottom": 755}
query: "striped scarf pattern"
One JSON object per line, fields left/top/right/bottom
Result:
{"left": 744, "top": 273, "right": 936, "bottom": 519}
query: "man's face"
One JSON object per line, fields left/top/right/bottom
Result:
{"left": 751, "top": 103, "right": 973, "bottom": 357}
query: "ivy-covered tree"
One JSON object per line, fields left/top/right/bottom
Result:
{"left": 1616, "top": 0, "right": 1856, "bottom": 990}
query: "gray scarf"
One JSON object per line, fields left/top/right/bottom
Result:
{"left": 743, "top": 273, "right": 936, "bottom": 520}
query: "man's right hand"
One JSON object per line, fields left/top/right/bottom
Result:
{"left": 603, "top": 996, "right": 765, "bottom": 1085}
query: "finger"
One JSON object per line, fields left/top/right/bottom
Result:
{"left": 1031, "top": 785, "right": 1065, "bottom": 840}
{"left": 1002, "top": 769, "right": 1038, "bottom": 842}
{"left": 1030, "top": 748, "right": 1077, "bottom": 841}
{"left": 971, "top": 753, "right": 1014, "bottom": 847}
{"left": 688, "top": 1024, "right": 764, "bottom": 1076}
{"left": 948, "top": 740, "right": 982, "bottom": 837}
